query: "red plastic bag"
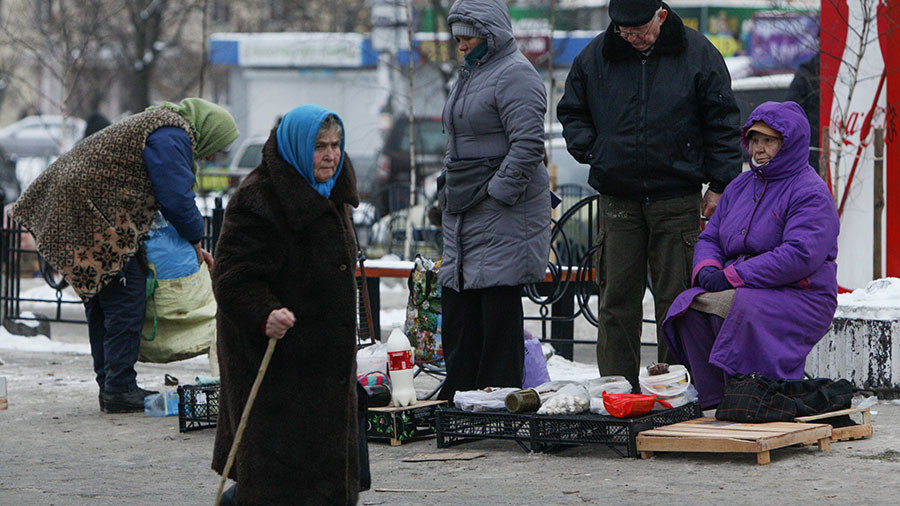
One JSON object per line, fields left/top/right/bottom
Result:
{"left": 602, "top": 391, "right": 673, "bottom": 418}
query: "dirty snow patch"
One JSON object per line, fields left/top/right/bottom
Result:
{"left": 837, "top": 278, "right": 900, "bottom": 320}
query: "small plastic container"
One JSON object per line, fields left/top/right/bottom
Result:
{"left": 638, "top": 364, "right": 692, "bottom": 406}
{"left": 144, "top": 391, "right": 179, "bottom": 417}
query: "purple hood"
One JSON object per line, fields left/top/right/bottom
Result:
{"left": 742, "top": 101, "right": 810, "bottom": 180}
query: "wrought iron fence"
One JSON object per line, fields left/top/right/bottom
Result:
{"left": 0, "top": 198, "right": 225, "bottom": 326}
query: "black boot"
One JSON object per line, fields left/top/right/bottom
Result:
{"left": 100, "top": 387, "right": 159, "bottom": 413}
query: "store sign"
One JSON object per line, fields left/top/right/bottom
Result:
{"left": 750, "top": 13, "right": 818, "bottom": 74}
{"left": 237, "top": 34, "right": 366, "bottom": 67}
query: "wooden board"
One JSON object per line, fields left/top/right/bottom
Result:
{"left": 402, "top": 451, "right": 485, "bottom": 462}
{"left": 368, "top": 399, "right": 446, "bottom": 414}
{"left": 795, "top": 407, "right": 874, "bottom": 442}
{"left": 636, "top": 417, "right": 832, "bottom": 465}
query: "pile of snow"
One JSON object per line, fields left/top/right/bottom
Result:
{"left": 836, "top": 277, "right": 900, "bottom": 320}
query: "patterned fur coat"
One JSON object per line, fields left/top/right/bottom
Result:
{"left": 10, "top": 109, "right": 195, "bottom": 301}
{"left": 211, "top": 130, "right": 361, "bottom": 505}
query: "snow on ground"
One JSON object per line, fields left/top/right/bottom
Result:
{"left": 379, "top": 308, "right": 407, "bottom": 331}
{"left": 837, "top": 277, "right": 900, "bottom": 320}
{"left": 546, "top": 353, "right": 600, "bottom": 382}
{"left": 0, "top": 327, "right": 89, "bottom": 354}
{"left": 20, "top": 284, "right": 80, "bottom": 303}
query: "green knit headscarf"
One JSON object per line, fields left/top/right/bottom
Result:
{"left": 150, "top": 98, "right": 239, "bottom": 160}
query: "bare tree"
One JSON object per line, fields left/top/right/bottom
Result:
{"left": 0, "top": 0, "right": 114, "bottom": 121}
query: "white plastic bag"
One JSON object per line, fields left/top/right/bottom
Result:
{"left": 537, "top": 383, "right": 590, "bottom": 415}
{"left": 454, "top": 387, "right": 519, "bottom": 412}
{"left": 587, "top": 376, "right": 634, "bottom": 415}
{"left": 357, "top": 342, "right": 389, "bottom": 375}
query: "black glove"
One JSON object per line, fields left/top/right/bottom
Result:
{"left": 697, "top": 266, "right": 732, "bottom": 292}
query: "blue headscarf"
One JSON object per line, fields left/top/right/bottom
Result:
{"left": 276, "top": 105, "right": 345, "bottom": 198}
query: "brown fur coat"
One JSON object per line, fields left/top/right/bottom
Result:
{"left": 211, "top": 130, "right": 360, "bottom": 505}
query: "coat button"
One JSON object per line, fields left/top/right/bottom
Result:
{"left": 741, "top": 228, "right": 747, "bottom": 235}
{"left": 339, "top": 264, "right": 348, "bottom": 271}
{"left": 513, "top": 170, "right": 521, "bottom": 177}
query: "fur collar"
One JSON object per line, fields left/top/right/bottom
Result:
{"left": 601, "top": 3, "right": 686, "bottom": 62}
{"left": 259, "top": 129, "right": 359, "bottom": 232}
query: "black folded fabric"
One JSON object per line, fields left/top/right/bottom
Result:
{"left": 716, "top": 373, "right": 854, "bottom": 423}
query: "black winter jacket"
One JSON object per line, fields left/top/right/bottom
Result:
{"left": 557, "top": 5, "right": 742, "bottom": 201}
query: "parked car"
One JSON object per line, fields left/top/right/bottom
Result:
{"left": 373, "top": 116, "right": 447, "bottom": 216}
{"left": 0, "top": 115, "right": 86, "bottom": 158}
{"left": 0, "top": 147, "right": 20, "bottom": 207}
{"left": 196, "top": 135, "right": 266, "bottom": 193}
{"left": 228, "top": 135, "right": 267, "bottom": 173}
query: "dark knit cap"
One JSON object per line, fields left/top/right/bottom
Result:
{"left": 609, "top": 0, "right": 662, "bottom": 27}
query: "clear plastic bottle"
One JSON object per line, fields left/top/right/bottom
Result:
{"left": 144, "top": 391, "right": 179, "bottom": 417}
{"left": 387, "top": 326, "right": 416, "bottom": 407}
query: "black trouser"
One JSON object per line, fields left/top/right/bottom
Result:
{"left": 84, "top": 257, "right": 147, "bottom": 394}
{"left": 437, "top": 285, "right": 524, "bottom": 401}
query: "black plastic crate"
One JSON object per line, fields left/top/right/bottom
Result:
{"left": 534, "top": 402, "right": 702, "bottom": 457}
{"left": 178, "top": 384, "right": 220, "bottom": 433}
{"left": 436, "top": 409, "right": 540, "bottom": 452}
{"left": 436, "top": 402, "right": 702, "bottom": 457}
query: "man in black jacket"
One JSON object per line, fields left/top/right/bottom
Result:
{"left": 557, "top": 0, "right": 741, "bottom": 390}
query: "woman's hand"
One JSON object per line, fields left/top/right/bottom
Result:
{"left": 193, "top": 243, "right": 214, "bottom": 270}
{"left": 697, "top": 266, "right": 731, "bottom": 292}
{"left": 265, "top": 308, "right": 296, "bottom": 340}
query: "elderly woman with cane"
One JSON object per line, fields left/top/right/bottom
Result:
{"left": 211, "top": 105, "right": 361, "bottom": 505}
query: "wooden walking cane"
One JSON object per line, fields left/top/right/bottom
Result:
{"left": 214, "top": 337, "right": 278, "bottom": 506}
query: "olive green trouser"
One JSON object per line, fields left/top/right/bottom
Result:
{"left": 593, "top": 193, "right": 702, "bottom": 392}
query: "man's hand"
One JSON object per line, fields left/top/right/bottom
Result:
{"left": 193, "top": 243, "right": 214, "bottom": 270}
{"left": 265, "top": 308, "right": 296, "bottom": 340}
{"left": 702, "top": 190, "right": 722, "bottom": 219}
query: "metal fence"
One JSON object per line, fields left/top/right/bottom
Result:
{"left": 2, "top": 190, "right": 629, "bottom": 361}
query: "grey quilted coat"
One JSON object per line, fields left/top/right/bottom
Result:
{"left": 439, "top": 0, "right": 550, "bottom": 291}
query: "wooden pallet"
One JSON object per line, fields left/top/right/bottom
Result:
{"left": 795, "top": 407, "right": 873, "bottom": 442}
{"left": 636, "top": 417, "right": 832, "bottom": 465}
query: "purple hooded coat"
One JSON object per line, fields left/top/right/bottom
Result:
{"left": 662, "top": 101, "right": 839, "bottom": 385}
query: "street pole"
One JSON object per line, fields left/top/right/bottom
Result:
{"left": 403, "top": 0, "right": 416, "bottom": 261}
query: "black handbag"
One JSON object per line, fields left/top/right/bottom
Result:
{"left": 715, "top": 373, "right": 854, "bottom": 423}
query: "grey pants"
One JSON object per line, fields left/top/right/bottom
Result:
{"left": 594, "top": 193, "right": 702, "bottom": 391}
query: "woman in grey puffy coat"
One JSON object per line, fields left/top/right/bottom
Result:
{"left": 436, "top": 0, "right": 550, "bottom": 401}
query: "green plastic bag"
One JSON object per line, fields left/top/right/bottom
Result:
{"left": 139, "top": 263, "right": 216, "bottom": 364}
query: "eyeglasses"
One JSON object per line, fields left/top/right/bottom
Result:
{"left": 614, "top": 19, "right": 656, "bottom": 40}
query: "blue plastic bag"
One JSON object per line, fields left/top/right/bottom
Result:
{"left": 145, "top": 216, "right": 198, "bottom": 280}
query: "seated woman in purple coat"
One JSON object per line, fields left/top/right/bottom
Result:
{"left": 661, "top": 101, "right": 839, "bottom": 409}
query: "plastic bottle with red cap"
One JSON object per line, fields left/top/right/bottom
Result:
{"left": 386, "top": 325, "right": 416, "bottom": 407}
